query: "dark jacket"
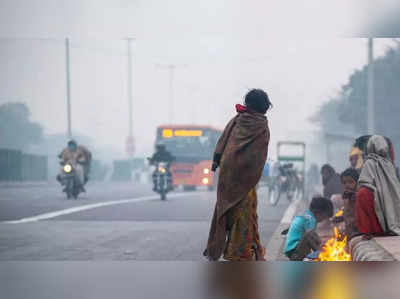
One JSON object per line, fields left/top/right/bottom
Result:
{"left": 150, "top": 150, "right": 174, "bottom": 164}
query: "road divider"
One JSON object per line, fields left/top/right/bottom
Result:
{"left": 2, "top": 192, "right": 204, "bottom": 224}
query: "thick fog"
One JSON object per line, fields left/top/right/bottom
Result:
{"left": 0, "top": 1, "right": 397, "bottom": 166}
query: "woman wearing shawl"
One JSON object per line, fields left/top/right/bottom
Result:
{"left": 356, "top": 135, "right": 400, "bottom": 237}
{"left": 203, "top": 89, "right": 272, "bottom": 261}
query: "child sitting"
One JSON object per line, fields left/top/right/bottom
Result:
{"left": 284, "top": 196, "right": 334, "bottom": 261}
{"left": 333, "top": 168, "right": 360, "bottom": 240}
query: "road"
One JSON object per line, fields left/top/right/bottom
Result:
{"left": 0, "top": 182, "right": 290, "bottom": 261}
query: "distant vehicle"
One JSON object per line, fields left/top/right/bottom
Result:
{"left": 269, "top": 163, "right": 300, "bottom": 206}
{"left": 268, "top": 141, "right": 305, "bottom": 206}
{"left": 155, "top": 125, "right": 221, "bottom": 191}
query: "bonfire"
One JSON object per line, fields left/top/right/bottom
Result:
{"left": 317, "top": 227, "right": 352, "bottom": 261}
{"left": 335, "top": 208, "right": 344, "bottom": 217}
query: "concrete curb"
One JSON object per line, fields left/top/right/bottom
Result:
{"left": 350, "top": 236, "right": 397, "bottom": 261}
{"left": 266, "top": 199, "right": 307, "bottom": 261}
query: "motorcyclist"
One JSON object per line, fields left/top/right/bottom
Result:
{"left": 271, "top": 161, "right": 281, "bottom": 178}
{"left": 149, "top": 143, "right": 175, "bottom": 191}
{"left": 57, "top": 140, "right": 92, "bottom": 190}
{"left": 280, "top": 163, "right": 296, "bottom": 182}
{"left": 274, "top": 162, "right": 298, "bottom": 189}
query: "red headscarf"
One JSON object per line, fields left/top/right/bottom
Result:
{"left": 235, "top": 104, "right": 247, "bottom": 113}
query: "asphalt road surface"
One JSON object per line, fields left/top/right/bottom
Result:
{"left": 0, "top": 181, "right": 290, "bottom": 261}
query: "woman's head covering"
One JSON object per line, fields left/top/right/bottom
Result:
{"left": 349, "top": 147, "right": 364, "bottom": 169}
{"left": 365, "top": 135, "right": 396, "bottom": 163}
{"left": 366, "top": 135, "right": 392, "bottom": 159}
{"left": 359, "top": 135, "right": 400, "bottom": 235}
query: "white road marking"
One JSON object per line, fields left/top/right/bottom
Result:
{"left": 3, "top": 192, "right": 203, "bottom": 224}
{"left": 280, "top": 199, "right": 301, "bottom": 224}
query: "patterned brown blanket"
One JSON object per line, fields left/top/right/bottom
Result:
{"left": 204, "top": 109, "right": 270, "bottom": 260}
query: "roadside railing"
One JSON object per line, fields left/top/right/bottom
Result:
{"left": 0, "top": 148, "right": 48, "bottom": 182}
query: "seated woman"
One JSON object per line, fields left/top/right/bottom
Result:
{"left": 356, "top": 135, "right": 400, "bottom": 237}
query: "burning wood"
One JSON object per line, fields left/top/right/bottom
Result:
{"left": 317, "top": 227, "right": 352, "bottom": 261}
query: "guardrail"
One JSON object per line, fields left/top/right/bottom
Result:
{"left": 0, "top": 149, "right": 48, "bottom": 182}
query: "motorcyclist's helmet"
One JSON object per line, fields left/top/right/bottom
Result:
{"left": 68, "top": 140, "right": 78, "bottom": 151}
{"left": 155, "top": 142, "right": 166, "bottom": 151}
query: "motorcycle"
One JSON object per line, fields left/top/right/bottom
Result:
{"left": 59, "top": 159, "right": 85, "bottom": 199}
{"left": 149, "top": 160, "right": 171, "bottom": 200}
{"left": 268, "top": 163, "right": 299, "bottom": 206}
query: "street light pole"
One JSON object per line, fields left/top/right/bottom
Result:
{"left": 156, "top": 64, "right": 186, "bottom": 123}
{"left": 125, "top": 38, "right": 136, "bottom": 157}
{"left": 127, "top": 38, "right": 134, "bottom": 138}
{"left": 367, "top": 38, "right": 375, "bottom": 134}
{"left": 65, "top": 38, "right": 72, "bottom": 139}
{"left": 168, "top": 65, "right": 174, "bottom": 123}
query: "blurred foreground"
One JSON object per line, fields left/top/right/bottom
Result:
{"left": 1, "top": 262, "right": 400, "bottom": 299}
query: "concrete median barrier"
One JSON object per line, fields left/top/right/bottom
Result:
{"left": 350, "top": 235, "right": 398, "bottom": 261}
{"left": 0, "top": 149, "right": 48, "bottom": 182}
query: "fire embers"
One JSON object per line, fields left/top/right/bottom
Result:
{"left": 317, "top": 227, "right": 352, "bottom": 261}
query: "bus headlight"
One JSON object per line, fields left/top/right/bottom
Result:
{"left": 64, "top": 164, "right": 72, "bottom": 173}
{"left": 202, "top": 178, "right": 209, "bottom": 185}
{"left": 203, "top": 168, "right": 210, "bottom": 174}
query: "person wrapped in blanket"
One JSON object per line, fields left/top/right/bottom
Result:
{"left": 203, "top": 89, "right": 272, "bottom": 261}
{"left": 284, "top": 197, "right": 333, "bottom": 261}
{"left": 352, "top": 135, "right": 400, "bottom": 180}
{"left": 355, "top": 135, "right": 400, "bottom": 238}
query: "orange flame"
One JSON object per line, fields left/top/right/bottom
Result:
{"left": 335, "top": 209, "right": 344, "bottom": 217}
{"left": 317, "top": 227, "right": 352, "bottom": 261}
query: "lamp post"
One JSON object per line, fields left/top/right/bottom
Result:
{"left": 367, "top": 38, "right": 375, "bottom": 134}
{"left": 65, "top": 38, "right": 72, "bottom": 139}
{"left": 126, "top": 38, "right": 135, "bottom": 157}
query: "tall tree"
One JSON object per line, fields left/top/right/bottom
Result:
{"left": 312, "top": 43, "right": 400, "bottom": 162}
{"left": 0, "top": 102, "right": 43, "bottom": 151}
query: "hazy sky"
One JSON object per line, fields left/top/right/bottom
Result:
{"left": 0, "top": 1, "right": 397, "bottom": 158}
